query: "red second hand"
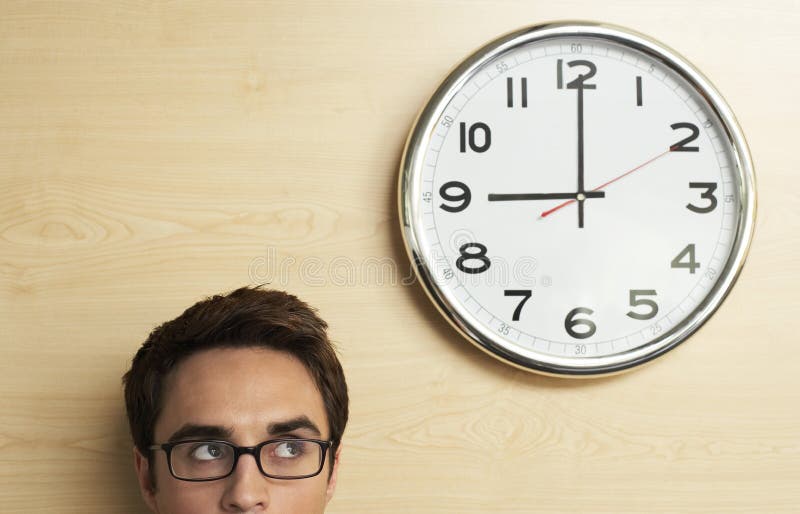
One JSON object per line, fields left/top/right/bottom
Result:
{"left": 539, "top": 147, "right": 674, "bottom": 219}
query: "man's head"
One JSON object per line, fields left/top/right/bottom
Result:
{"left": 123, "top": 286, "right": 348, "bottom": 513}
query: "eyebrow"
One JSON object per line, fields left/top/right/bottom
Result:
{"left": 167, "top": 424, "right": 234, "bottom": 443}
{"left": 165, "top": 416, "right": 322, "bottom": 443}
{"left": 267, "top": 415, "right": 322, "bottom": 437}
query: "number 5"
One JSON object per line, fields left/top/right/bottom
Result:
{"left": 627, "top": 290, "right": 659, "bottom": 320}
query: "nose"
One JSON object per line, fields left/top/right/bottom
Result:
{"left": 221, "top": 452, "right": 269, "bottom": 512}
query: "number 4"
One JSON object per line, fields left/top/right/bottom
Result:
{"left": 671, "top": 244, "right": 700, "bottom": 274}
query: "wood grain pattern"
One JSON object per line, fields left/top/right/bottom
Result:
{"left": 1, "top": 1, "right": 798, "bottom": 512}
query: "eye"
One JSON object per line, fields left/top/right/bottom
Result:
{"left": 190, "top": 443, "right": 228, "bottom": 461}
{"left": 273, "top": 440, "right": 306, "bottom": 459}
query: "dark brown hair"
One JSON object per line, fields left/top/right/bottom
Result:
{"left": 122, "top": 285, "right": 348, "bottom": 475}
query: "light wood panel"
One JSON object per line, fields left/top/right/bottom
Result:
{"left": 1, "top": 1, "right": 798, "bottom": 512}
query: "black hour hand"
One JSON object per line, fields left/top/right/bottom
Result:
{"left": 488, "top": 192, "right": 605, "bottom": 201}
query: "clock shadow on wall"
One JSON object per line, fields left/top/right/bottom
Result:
{"left": 393, "top": 21, "right": 755, "bottom": 381}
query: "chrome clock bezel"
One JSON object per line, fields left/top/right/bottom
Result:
{"left": 398, "top": 21, "right": 756, "bottom": 377}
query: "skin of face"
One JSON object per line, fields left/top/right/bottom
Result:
{"left": 133, "top": 347, "right": 341, "bottom": 514}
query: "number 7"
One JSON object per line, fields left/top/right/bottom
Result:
{"left": 504, "top": 290, "right": 532, "bottom": 321}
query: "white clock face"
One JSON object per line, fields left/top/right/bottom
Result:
{"left": 400, "top": 24, "right": 755, "bottom": 376}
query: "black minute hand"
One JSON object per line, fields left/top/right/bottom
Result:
{"left": 576, "top": 84, "right": 586, "bottom": 228}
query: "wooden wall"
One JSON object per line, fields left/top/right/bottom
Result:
{"left": 1, "top": 1, "right": 797, "bottom": 512}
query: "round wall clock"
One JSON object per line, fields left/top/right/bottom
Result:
{"left": 399, "top": 21, "right": 756, "bottom": 377}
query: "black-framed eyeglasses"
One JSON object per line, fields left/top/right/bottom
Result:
{"left": 148, "top": 438, "right": 332, "bottom": 481}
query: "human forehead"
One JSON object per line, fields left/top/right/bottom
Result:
{"left": 154, "top": 346, "right": 329, "bottom": 442}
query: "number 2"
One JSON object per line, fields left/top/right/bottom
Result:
{"left": 670, "top": 122, "right": 700, "bottom": 152}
